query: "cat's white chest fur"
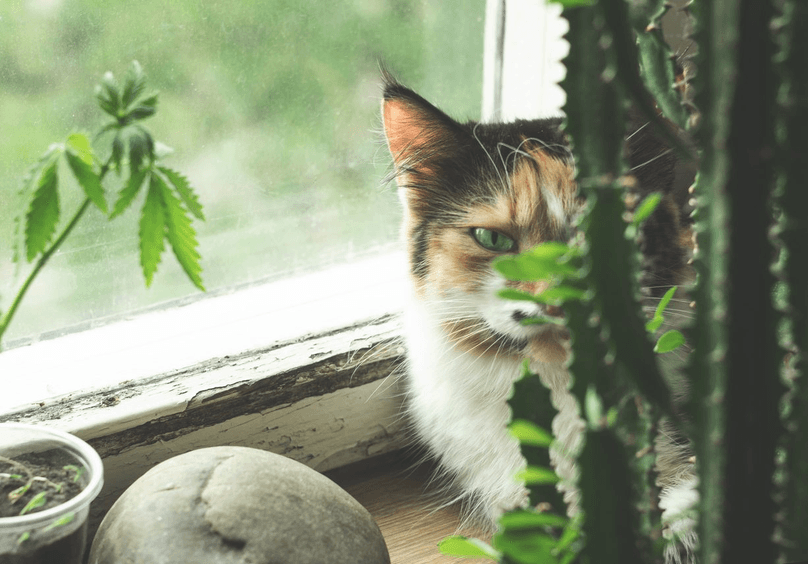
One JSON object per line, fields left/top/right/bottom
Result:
{"left": 402, "top": 288, "right": 582, "bottom": 521}
{"left": 402, "top": 288, "right": 698, "bottom": 564}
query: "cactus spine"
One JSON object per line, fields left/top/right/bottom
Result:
{"left": 773, "top": 1, "right": 808, "bottom": 561}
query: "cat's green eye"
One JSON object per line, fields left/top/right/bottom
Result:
{"left": 471, "top": 228, "right": 516, "bottom": 253}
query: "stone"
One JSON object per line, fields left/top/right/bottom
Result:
{"left": 88, "top": 446, "right": 390, "bottom": 564}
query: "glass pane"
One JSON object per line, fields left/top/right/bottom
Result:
{"left": 0, "top": 0, "right": 484, "bottom": 346}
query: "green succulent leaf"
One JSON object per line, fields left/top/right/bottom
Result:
{"left": 509, "top": 419, "right": 553, "bottom": 447}
{"left": 154, "top": 171, "right": 205, "bottom": 291}
{"left": 25, "top": 154, "right": 61, "bottom": 262}
{"left": 494, "top": 528, "right": 557, "bottom": 563}
{"left": 65, "top": 150, "right": 107, "bottom": 214}
{"left": 516, "top": 465, "right": 560, "bottom": 486}
{"left": 159, "top": 166, "right": 204, "bottom": 220}
{"left": 538, "top": 285, "right": 586, "bottom": 304}
{"left": 438, "top": 536, "right": 499, "bottom": 560}
{"left": 111, "top": 169, "right": 149, "bottom": 219}
{"left": 645, "top": 285, "right": 677, "bottom": 333}
{"left": 632, "top": 192, "right": 662, "bottom": 226}
{"left": 494, "top": 242, "right": 579, "bottom": 281}
{"left": 139, "top": 174, "right": 167, "bottom": 286}
{"left": 498, "top": 288, "right": 540, "bottom": 302}
{"left": 498, "top": 509, "right": 568, "bottom": 530}
{"left": 654, "top": 329, "right": 685, "bottom": 353}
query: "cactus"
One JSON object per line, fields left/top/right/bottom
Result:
{"left": 440, "top": 0, "right": 807, "bottom": 562}
{"left": 773, "top": 1, "right": 808, "bottom": 562}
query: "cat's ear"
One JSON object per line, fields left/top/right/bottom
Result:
{"left": 381, "top": 77, "right": 465, "bottom": 188}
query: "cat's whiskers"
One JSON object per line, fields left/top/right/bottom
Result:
{"left": 472, "top": 122, "right": 512, "bottom": 195}
{"left": 631, "top": 148, "right": 675, "bottom": 172}
{"left": 626, "top": 121, "right": 651, "bottom": 140}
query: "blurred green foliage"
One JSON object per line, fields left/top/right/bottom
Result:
{"left": 0, "top": 0, "right": 484, "bottom": 344}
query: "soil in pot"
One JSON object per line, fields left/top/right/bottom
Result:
{"left": 0, "top": 452, "right": 89, "bottom": 564}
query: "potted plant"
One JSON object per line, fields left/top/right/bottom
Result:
{"left": 0, "top": 62, "right": 205, "bottom": 563}
{"left": 0, "top": 424, "right": 103, "bottom": 563}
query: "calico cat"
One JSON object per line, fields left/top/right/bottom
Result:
{"left": 381, "top": 74, "right": 698, "bottom": 563}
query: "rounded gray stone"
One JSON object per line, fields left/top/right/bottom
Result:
{"left": 89, "top": 446, "right": 390, "bottom": 564}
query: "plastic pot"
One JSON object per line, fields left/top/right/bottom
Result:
{"left": 0, "top": 423, "right": 103, "bottom": 564}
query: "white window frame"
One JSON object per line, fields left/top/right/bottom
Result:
{"left": 0, "top": 0, "right": 568, "bottom": 534}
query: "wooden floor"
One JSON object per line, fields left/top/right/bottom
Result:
{"left": 326, "top": 452, "right": 489, "bottom": 564}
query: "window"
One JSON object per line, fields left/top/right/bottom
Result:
{"left": 1, "top": 0, "right": 486, "bottom": 346}
{"left": 0, "top": 0, "right": 572, "bottom": 425}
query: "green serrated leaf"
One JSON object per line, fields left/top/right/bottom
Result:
{"left": 14, "top": 145, "right": 61, "bottom": 264}
{"left": 509, "top": 419, "right": 553, "bottom": 447}
{"left": 65, "top": 133, "right": 94, "bottom": 166}
{"left": 516, "top": 465, "right": 560, "bottom": 486}
{"left": 654, "top": 329, "right": 685, "bottom": 353}
{"left": 111, "top": 133, "right": 125, "bottom": 172}
{"left": 25, "top": 156, "right": 60, "bottom": 262}
{"left": 154, "top": 171, "right": 205, "bottom": 291}
{"left": 95, "top": 71, "right": 120, "bottom": 117}
{"left": 438, "top": 536, "right": 499, "bottom": 560}
{"left": 127, "top": 128, "right": 153, "bottom": 175}
{"left": 499, "top": 509, "right": 568, "bottom": 530}
{"left": 633, "top": 192, "right": 662, "bottom": 226}
{"left": 19, "top": 491, "right": 48, "bottom": 516}
{"left": 158, "top": 166, "right": 204, "bottom": 220}
{"left": 121, "top": 60, "right": 146, "bottom": 109}
{"left": 111, "top": 169, "right": 148, "bottom": 219}
{"left": 65, "top": 151, "right": 107, "bottom": 214}
{"left": 127, "top": 96, "right": 158, "bottom": 121}
{"left": 139, "top": 174, "right": 167, "bottom": 286}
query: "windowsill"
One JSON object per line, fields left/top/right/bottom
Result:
{"left": 0, "top": 250, "right": 407, "bottom": 415}
{"left": 0, "top": 250, "right": 412, "bottom": 537}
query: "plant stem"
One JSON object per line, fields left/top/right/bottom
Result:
{"left": 0, "top": 199, "right": 92, "bottom": 350}
{"left": 0, "top": 162, "right": 111, "bottom": 351}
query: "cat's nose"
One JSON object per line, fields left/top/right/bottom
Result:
{"left": 512, "top": 304, "right": 564, "bottom": 323}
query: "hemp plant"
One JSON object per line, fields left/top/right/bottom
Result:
{"left": 0, "top": 61, "right": 205, "bottom": 351}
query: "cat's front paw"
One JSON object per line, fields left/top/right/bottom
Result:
{"left": 659, "top": 476, "right": 699, "bottom": 564}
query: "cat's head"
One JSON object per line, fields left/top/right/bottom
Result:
{"left": 381, "top": 76, "right": 692, "bottom": 365}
